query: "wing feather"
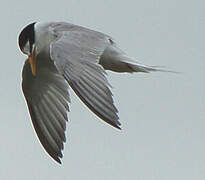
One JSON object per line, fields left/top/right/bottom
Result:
{"left": 50, "top": 28, "right": 121, "bottom": 129}
{"left": 35, "top": 103, "right": 63, "bottom": 150}
{"left": 22, "top": 59, "right": 70, "bottom": 163}
{"left": 40, "top": 96, "right": 66, "bottom": 140}
{"left": 27, "top": 103, "right": 63, "bottom": 163}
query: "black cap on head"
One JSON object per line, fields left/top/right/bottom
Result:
{"left": 18, "top": 22, "right": 36, "bottom": 54}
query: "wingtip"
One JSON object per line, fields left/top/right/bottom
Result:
{"left": 112, "top": 122, "right": 122, "bottom": 130}
{"left": 116, "top": 126, "right": 122, "bottom": 130}
{"left": 54, "top": 157, "right": 62, "bottom": 164}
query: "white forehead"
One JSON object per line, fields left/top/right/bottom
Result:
{"left": 34, "top": 22, "right": 57, "bottom": 55}
{"left": 34, "top": 22, "right": 52, "bottom": 41}
{"left": 35, "top": 22, "right": 50, "bottom": 31}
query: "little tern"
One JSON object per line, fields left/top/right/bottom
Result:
{"left": 18, "top": 22, "right": 169, "bottom": 163}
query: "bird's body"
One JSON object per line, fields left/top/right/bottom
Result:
{"left": 19, "top": 22, "right": 168, "bottom": 163}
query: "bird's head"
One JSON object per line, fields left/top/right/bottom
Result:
{"left": 18, "top": 22, "right": 37, "bottom": 76}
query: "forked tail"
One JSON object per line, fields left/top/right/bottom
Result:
{"left": 126, "top": 62, "right": 178, "bottom": 73}
{"left": 100, "top": 45, "right": 178, "bottom": 73}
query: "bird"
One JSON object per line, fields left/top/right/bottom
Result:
{"left": 18, "top": 22, "right": 170, "bottom": 164}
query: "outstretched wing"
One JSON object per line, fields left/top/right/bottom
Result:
{"left": 22, "top": 60, "right": 70, "bottom": 163}
{"left": 50, "top": 24, "right": 121, "bottom": 129}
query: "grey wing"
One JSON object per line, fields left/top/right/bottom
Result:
{"left": 22, "top": 60, "right": 70, "bottom": 163}
{"left": 50, "top": 27, "right": 121, "bottom": 129}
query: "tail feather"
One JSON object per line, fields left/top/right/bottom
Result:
{"left": 100, "top": 45, "right": 178, "bottom": 73}
{"left": 126, "top": 62, "right": 178, "bottom": 73}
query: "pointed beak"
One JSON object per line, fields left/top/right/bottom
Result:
{"left": 28, "top": 47, "right": 36, "bottom": 76}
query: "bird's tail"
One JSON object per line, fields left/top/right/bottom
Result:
{"left": 100, "top": 45, "right": 177, "bottom": 73}
{"left": 124, "top": 60, "right": 177, "bottom": 73}
{"left": 111, "top": 54, "right": 177, "bottom": 73}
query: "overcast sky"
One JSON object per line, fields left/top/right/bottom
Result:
{"left": 1, "top": 0, "right": 204, "bottom": 179}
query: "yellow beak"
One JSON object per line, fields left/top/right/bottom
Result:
{"left": 28, "top": 48, "right": 36, "bottom": 76}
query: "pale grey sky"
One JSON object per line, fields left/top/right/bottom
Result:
{"left": 1, "top": 0, "right": 204, "bottom": 179}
